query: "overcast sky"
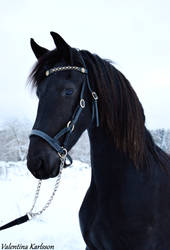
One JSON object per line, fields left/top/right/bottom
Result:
{"left": 0, "top": 0, "right": 169, "bottom": 129}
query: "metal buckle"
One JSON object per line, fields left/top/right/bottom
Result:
{"left": 80, "top": 99, "right": 86, "bottom": 108}
{"left": 67, "top": 121, "right": 75, "bottom": 132}
{"left": 58, "top": 147, "right": 67, "bottom": 159}
{"left": 92, "top": 92, "right": 98, "bottom": 100}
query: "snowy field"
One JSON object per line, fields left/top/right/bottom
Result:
{"left": 0, "top": 160, "right": 91, "bottom": 250}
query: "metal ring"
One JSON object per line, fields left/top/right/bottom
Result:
{"left": 67, "top": 121, "right": 75, "bottom": 132}
{"left": 45, "top": 70, "right": 50, "bottom": 76}
{"left": 80, "top": 99, "right": 86, "bottom": 108}
{"left": 92, "top": 92, "right": 98, "bottom": 100}
{"left": 81, "top": 67, "right": 87, "bottom": 73}
{"left": 58, "top": 147, "right": 67, "bottom": 159}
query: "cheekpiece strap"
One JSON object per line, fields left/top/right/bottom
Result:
{"left": 79, "top": 52, "right": 100, "bottom": 127}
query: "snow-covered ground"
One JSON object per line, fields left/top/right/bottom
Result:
{"left": 0, "top": 160, "right": 91, "bottom": 249}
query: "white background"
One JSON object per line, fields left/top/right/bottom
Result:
{"left": 0, "top": 0, "right": 170, "bottom": 129}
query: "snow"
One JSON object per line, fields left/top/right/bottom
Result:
{"left": 0, "top": 160, "right": 91, "bottom": 249}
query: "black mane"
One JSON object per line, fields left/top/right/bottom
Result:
{"left": 29, "top": 47, "right": 170, "bottom": 170}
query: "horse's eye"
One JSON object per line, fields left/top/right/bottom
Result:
{"left": 64, "top": 88, "right": 74, "bottom": 96}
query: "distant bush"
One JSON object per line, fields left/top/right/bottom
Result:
{"left": 150, "top": 129, "right": 170, "bottom": 155}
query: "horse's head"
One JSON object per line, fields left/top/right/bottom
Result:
{"left": 27, "top": 32, "right": 99, "bottom": 179}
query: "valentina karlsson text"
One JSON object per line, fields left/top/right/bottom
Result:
{"left": 1, "top": 243, "right": 54, "bottom": 250}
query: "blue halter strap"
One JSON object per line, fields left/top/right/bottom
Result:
{"left": 30, "top": 53, "right": 99, "bottom": 166}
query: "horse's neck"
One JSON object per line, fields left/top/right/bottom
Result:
{"left": 88, "top": 126, "right": 134, "bottom": 193}
{"left": 88, "top": 126, "right": 131, "bottom": 168}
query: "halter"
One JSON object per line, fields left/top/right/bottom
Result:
{"left": 30, "top": 54, "right": 99, "bottom": 165}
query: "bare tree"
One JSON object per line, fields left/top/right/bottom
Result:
{"left": 0, "top": 118, "right": 31, "bottom": 161}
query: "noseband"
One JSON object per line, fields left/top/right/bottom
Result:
{"left": 30, "top": 54, "right": 99, "bottom": 165}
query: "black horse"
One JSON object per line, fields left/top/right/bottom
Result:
{"left": 27, "top": 32, "right": 170, "bottom": 250}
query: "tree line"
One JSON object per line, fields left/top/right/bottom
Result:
{"left": 0, "top": 119, "right": 169, "bottom": 162}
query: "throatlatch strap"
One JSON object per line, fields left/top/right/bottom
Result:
{"left": 0, "top": 214, "right": 29, "bottom": 231}
{"left": 94, "top": 99, "right": 99, "bottom": 127}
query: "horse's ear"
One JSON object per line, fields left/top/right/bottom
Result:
{"left": 50, "top": 32, "right": 70, "bottom": 51}
{"left": 30, "top": 38, "right": 49, "bottom": 59}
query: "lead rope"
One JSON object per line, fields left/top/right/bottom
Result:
{"left": 0, "top": 154, "right": 66, "bottom": 231}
